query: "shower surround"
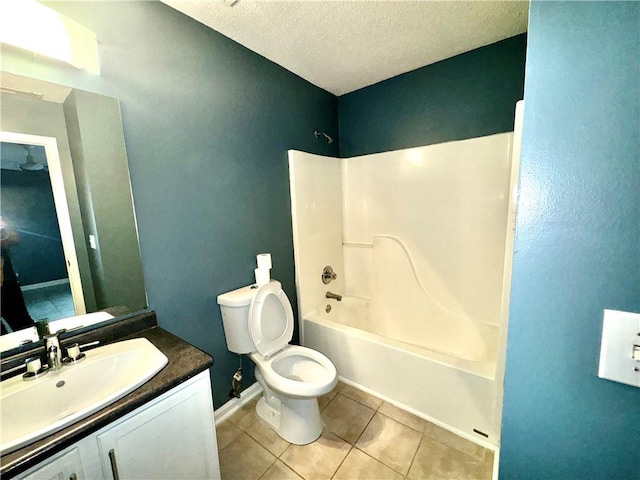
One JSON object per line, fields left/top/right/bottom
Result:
{"left": 288, "top": 132, "right": 518, "bottom": 447}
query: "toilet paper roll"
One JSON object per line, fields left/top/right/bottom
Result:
{"left": 255, "top": 267, "right": 270, "bottom": 287}
{"left": 257, "top": 253, "right": 272, "bottom": 270}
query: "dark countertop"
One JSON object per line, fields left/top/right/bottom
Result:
{"left": 1, "top": 325, "right": 213, "bottom": 478}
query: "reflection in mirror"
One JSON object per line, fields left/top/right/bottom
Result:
{"left": 1, "top": 135, "right": 85, "bottom": 330}
{"left": 1, "top": 142, "right": 73, "bottom": 327}
{"left": 0, "top": 73, "right": 147, "bottom": 353}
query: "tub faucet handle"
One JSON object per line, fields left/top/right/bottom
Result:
{"left": 326, "top": 291, "right": 342, "bottom": 302}
{"left": 322, "top": 266, "right": 337, "bottom": 284}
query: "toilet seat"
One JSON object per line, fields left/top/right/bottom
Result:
{"left": 248, "top": 281, "right": 294, "bottom": 357}
{"left": 218, "top": 279, "right": 338, "bottom": 445}
{"left": 251, "top": 345, "right": 337, "bottom": 398}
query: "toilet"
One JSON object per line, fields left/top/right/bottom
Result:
{"left": 217, "top": 280, "right": 337, "bottom": 445}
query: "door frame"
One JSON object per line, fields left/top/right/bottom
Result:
{"left": 1, "top": 131, "right": 86, "bottom": 315}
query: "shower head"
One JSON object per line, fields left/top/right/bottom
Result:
{"left": 314, "top": 130, "right": 334, "bottom": 144}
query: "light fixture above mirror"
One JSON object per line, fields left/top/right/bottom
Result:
{"left": 0, "top": 0, "right": 99, "bottom": 74}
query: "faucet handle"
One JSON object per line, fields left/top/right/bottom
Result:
{"left": 322, "top": 266, "right": 338, "bottom": 284}
{"left": 22, "top": 356, "right": 49, "bottom": 381}
{"left": 68, "top": 343, "right": 81, "bottom": 358}
{"left": 62, "top": 341, "right": 98, "bottom": 365}
{"left": 62, "top": 343, "right": 86, "bottom": 365}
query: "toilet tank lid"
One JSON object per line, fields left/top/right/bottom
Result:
{"left": 217, "top": 284, "right": 257, "bottom": 307}
{"left": 217, "top": 281, "right": 281, "bottom": 307}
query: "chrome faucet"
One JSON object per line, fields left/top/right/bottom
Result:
{"left": 43, "top": 333, "right": 63, "bottom": 371}
{"left": 325, "top": 291, "right": 342, "bottom": 301}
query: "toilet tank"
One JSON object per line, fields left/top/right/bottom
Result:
{"left": 217, "top": 284, "right": 258, "bottom": 354}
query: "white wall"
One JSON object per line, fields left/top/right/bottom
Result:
{"left": 343, "top": 133, "right": 513, "bottom": 328}
{"left": 290, "top": 133, "right": 517, "bottom": 445}
{"left": 289, "top": 133, "right": 514, "bottom": 355}
{"left": 288, "top": 151, "right": 345, "bottom": 334}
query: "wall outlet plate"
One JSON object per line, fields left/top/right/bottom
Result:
{"left": 598, "top": 309, "right": 640, "bottom": 388}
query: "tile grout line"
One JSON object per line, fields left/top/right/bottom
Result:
{"left": 327, "top": 384, "right": 378, "bottom": 480}
{"left": 218, "top": 382, "right": 492, "bottom": 480}
{"left": 405, "top": 431, "right": 427, "bottom": 480}
{"left": 277, "top": 390, "right": 333, "bottom": 479}
{"left": 353, "top": 445, "right": 408, "bottom": 478}
{"left": 327, "top": 392, "right": 377, "bottom": 446}
{"left": 327, "top": 396, "right": 379, "bottom": 478}
{"left": 256, "top": 456, "right": 279, "bottom": 480}
{"left": 421, "top": 427, "right": 488, "bottom": 463}
{"left": 340, "top": 388, "right": 434, "bottom": 437}
{"left": 328, "top": 445, "right": 354, "bottom": 480}
{"left": 351, "top": 399, "right": 424, "bottom": 477}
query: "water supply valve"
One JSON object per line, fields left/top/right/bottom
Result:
{"left": 229, "top": 367, "right": 243, "bottom": 399}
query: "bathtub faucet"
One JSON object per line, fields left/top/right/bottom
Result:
{"left": 325, "top": 291, "right": 342, "bottom": 302}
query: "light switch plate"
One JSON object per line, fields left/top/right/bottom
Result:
{"left": 598, "top": 309, "right": 640, "bottom": 388}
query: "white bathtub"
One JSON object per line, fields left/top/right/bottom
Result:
{"left": 303, "top": 297, "right": 500, "bottom": 447}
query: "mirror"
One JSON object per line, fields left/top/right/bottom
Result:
{"left": 0, "top": 72, "right": 147, "bottom": 352}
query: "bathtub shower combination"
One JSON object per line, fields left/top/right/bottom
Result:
{"left": 288, "top": 130, "right": 520, "bottom": 448}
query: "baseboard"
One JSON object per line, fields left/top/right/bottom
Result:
{"left": 21, "top": 278, "right": 70, "bottom": 291}
{"left": 214, "top": 382, "right": 262, "bottom": 425}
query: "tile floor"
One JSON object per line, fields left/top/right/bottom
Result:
{"left": 216, "top": 382, "right": 494, "bottom": 480}
{"left": 22, "top": 283, "right": 75, "bottom": 322}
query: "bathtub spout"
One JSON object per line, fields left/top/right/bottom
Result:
{"left": 326, "top": 291, "right": 342, "bottom": 301}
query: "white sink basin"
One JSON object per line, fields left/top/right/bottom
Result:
{"left": 0, "top": 337, "right": 168, "bottom": 456}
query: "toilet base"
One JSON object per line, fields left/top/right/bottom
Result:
{"left": 255, "top": 369, "right": 323, "bottom": 445}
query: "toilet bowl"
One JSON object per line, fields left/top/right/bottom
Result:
{"left": 251, "top": 345, "right": 337, "bottom": 398}
{"left": 217, "top": 280, "right": 337, "bottom": 444}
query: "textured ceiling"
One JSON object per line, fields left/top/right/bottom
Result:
{"left": 163, "top": 0, "right": 529, "bottom": 96}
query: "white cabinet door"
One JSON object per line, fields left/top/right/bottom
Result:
{"left": 96, "top": 372, "right": 220, "bottom": 480}
{"left": 19, "top": 447, "right": 85, "bottom": 480}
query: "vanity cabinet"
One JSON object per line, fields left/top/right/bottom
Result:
{"left": 95, "top": 371, "right": 218, "bottom": 479}
{"left": 20, "top": 448, "right": 84, "bottom": 480}
{"left": 16, "top": 371, "right": 220, "bottom": 480}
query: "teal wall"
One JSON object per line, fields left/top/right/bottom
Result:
{"left": 1, "top": 2, "right": 526, "bottom": 411}
{"left": 338, "top": 34, "right": 526, "bottom": 157}
{"left": 3, "top": 1, "right": 338, "bottom": 408}
{"left": 0, "top": 164, "right": 67, "bottom": 286}
{"left": 500, "top": 2, "right": 640, "bottom": 478}
{"left": 5, "top": 9, "right": 636, "bottom": 475}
